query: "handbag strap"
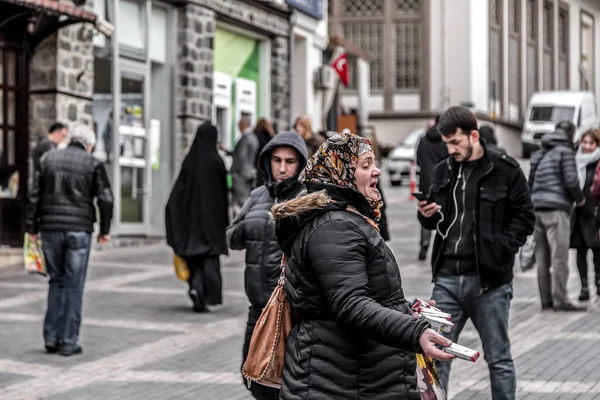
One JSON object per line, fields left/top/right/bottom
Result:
{"left": 278, "top": 253, "right": 288, "bottom": 286}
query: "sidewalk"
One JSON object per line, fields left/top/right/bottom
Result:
{"left": 0, "top": 183, "right": 598, "bottom": 399}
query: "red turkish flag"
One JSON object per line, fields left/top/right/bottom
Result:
{"left": 331, "top": 52, "right": 349, "bottom": 87}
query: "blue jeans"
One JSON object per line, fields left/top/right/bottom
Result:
{"left": 41, "top": 231, "right": 92, "bottom": 351}
{"left": 431, "top": 275, "right": 515, "bottom": 400}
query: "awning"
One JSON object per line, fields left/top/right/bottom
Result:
{"left": 0, "top": 0, "right": 96, "bottom": 23}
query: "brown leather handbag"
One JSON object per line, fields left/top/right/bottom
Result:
{"left": 242, "top": 254, "right": 293, "bottom": 389}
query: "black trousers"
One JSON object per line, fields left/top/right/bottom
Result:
{"left": 576, "top": 248, "right": 600, "bottom": 289}
{"left": 241, "top": 305, "right": 280, "bottom": 400}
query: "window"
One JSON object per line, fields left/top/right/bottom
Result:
{"left": 580, "top": 12, "right": 595, "bottom": 91}
{"left": 395, "top": 0, "right": 420, "bottom": 14}
{"left": 529, "top": 106, "right": 575, "bottom": 122}
{"left": 542, "top": 1, "right": 553, "bottom": 90}
{"left": 508, "top": 0, "right": 521, "bottom": 112}
{"left": 489, "top": 0, "right": 503, "bottom": 115}
{"left": 526, "top": 0, "right": 538, "bottom": 103}
{"left": 342, "top": 23, "right": 384, "bottom": 90}
{"left": 341, "top": 0, "right": 384, "bottom": 17}
{"left": 558, "top": 7, "right": 569, "bottom": 90}
{"left": 395, "top": 20, "right": 421, "bottom": 90}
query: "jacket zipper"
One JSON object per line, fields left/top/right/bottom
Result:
{"left": 454, "top": 179, "right": 468, "bottom": 274}
{"left": 475, "top": 162, "right": 495, "bottom": 294}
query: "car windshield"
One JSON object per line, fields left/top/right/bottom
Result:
{"left": 402, "top": 129, "right": 424, "bottom": 147}
{"left": 529, "top": 106, "right": 575, "bottom": 122}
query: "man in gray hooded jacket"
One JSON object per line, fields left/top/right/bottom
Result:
{"left": 530, "top": 125, "right": 586, "bottom": 311}
{"left": 227, "top": 131, "right": 308, "bottom": 400}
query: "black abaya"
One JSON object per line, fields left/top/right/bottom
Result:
{"left": 165, "top": 122, "right": 229, "bottom": 257}
{"left": 166, "top": 122, "right": 229, "bottom": 309}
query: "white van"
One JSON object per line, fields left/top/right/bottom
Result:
{"left": 521, "top": 91, "right": 599, "bottom": 157}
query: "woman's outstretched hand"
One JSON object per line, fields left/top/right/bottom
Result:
{"left": 419, "top": 328, "right": 456, "bottom": 361}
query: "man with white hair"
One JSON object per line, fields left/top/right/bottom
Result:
{"left": 26, "top": 124, "right": 114, "bottom": 356}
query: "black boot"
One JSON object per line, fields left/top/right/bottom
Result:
{"left": 579, "top": 277, "right": 590, "bottom": 301}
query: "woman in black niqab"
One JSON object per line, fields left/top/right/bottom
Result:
{"left": 165, "top": 122, "right": 229, "bottom": 312}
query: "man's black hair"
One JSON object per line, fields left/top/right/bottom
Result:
{"left": 479, "top": 125, "right": 498, "bottom": 146}
{"left": 48, "top": 122, "right": 66, "bottom": 134}
{"left": 434, "top": 114, "right": 441, "bottom": 125}
{"left": 555, "top": 120, "right": 576, "bottom": 140}
{"left": 437, "top": 106, "right": 478, "bottom": 137}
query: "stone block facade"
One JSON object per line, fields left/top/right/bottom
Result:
{"left": 174, "top": 0, "right": 291, "bottom": 168}
{"left": 174, "top": 3, "right": 215, "bottom": 169}
{"left": 29, "top": 0, "right": 95, "bottom": 146}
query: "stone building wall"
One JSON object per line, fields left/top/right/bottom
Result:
{"left": 174, "top": 3, "right": 215, "bottom": 169}
{"left": 29, "top": 1, "right": 95, "bottom": 147}
{"left": 174, "top": 0, "right": 291, "bottom": 167}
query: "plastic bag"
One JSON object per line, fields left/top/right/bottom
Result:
{"left": 23, "top": 233, "right": 47, "bottom": 277}
{"left": 173, "top": 253, "right": 190, "bottom": 281}
{"left": 416, "top": 353, "right": 447, "bottom": 400}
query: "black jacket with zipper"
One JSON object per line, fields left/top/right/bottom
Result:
{"left": 418, "top": 144, "right": 535, "bottom": 292}
{"left": 26, "top": 142, "right": 114, "bottom": 235}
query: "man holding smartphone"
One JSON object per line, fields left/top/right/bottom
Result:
{"left": 417, "top": 107, "right": 534, "bottom": 400}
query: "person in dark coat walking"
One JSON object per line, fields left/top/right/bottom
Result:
{"left": 479, "top": 125, "right": 507, "bottom": 154}
{"left": 227, "top": 131, "right": 308, "bottom": 400}
{"left": 253, "top": 118, "right": 276, "bottom": 187}
{"left": 415, "top": 116, "right": 448, "bottom": 260}
{"left": 33, "top": 122, "right": 68, "bottom": 171}
{"left": 271, "top": 132, "right": 454, "bottom": 400}
{"left": 571, "top": 129, "right": 600, "bottom": 301}
{"left": 165, "top": 122, "right": 229, "bottom": 312}
{"left": 530, "top": 127, "right": 586, "bottom": 311}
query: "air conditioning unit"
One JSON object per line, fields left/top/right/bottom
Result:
{"left": 314, "top": 65, "right": 334, "bottom": 90}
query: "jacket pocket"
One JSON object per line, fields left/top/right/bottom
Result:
{"left": 480, "top": 186, "right": 507, "bottom": 224}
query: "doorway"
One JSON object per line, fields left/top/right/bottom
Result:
{"left": 0, "top": 39, "right": 27, "bottom": 246}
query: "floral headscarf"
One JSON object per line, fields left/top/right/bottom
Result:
{"left": 299, "top": 131, "right": 383, "bottom": 221}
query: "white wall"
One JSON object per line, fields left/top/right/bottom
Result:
{"left": 470, "top": 0, "right": 489, "bottom": 114}
{"left": 291, "top": 10, "right": 328, "bottom": 131}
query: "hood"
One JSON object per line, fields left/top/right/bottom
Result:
{"left": 258, "top": 131, "right": 308, "bottom": 185}
{"left": 271, "top": 189, "right": 342, "bottom": 253}
{"left": 541, "top": 129, "right": 574, "bottom": 150}
{"left": 425, "top": 125, "right": 442, "bottom": 142}
{"left": 271, "top": 181, "right": 375, "bottom": 253}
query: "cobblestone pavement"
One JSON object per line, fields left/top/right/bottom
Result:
{"left": 1, "top": 179, "right": 600, "bottom": 399}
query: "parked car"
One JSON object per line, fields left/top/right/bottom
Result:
{"left": 521, "top": 91, "right": 599, "bottom": 158}
{"left": 387, "top": 128, "right": 425, "bottom": 187}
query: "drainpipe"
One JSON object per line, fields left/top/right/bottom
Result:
{"left": 288, "top": 10, "right": 296, "bottom": 129}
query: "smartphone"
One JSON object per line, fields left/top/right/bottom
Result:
{"left": 412, "top": 192, "right": 431, "bottom": 203}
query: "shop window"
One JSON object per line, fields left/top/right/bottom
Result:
{"left": 150, "top": 7, "right": 167, "bottom": 64}
{"left": 118, "top": 0, "right": 146, "bottom": 58}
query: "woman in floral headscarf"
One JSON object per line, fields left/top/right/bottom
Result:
{"left": 271, "top": 132, "right": 454, "bottom": 400}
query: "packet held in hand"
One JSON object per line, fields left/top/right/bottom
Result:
{"left": 444, "top": 343, "right": 480, "bottom": 362}
{"left": 23, "top": 233, "right": 47, "bottom": 277}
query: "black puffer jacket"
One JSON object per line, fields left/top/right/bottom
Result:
{"left": 529, "top": 130, "right": 584, "bottom": 213}
{"left": 26, "top": 142, "right": 114, "bottom": 235}
{"left": 227, "top": 132, "right": 308, "bottom": 310}
{"left": 272, "top": 183, "right": 430, "bottom": 400}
